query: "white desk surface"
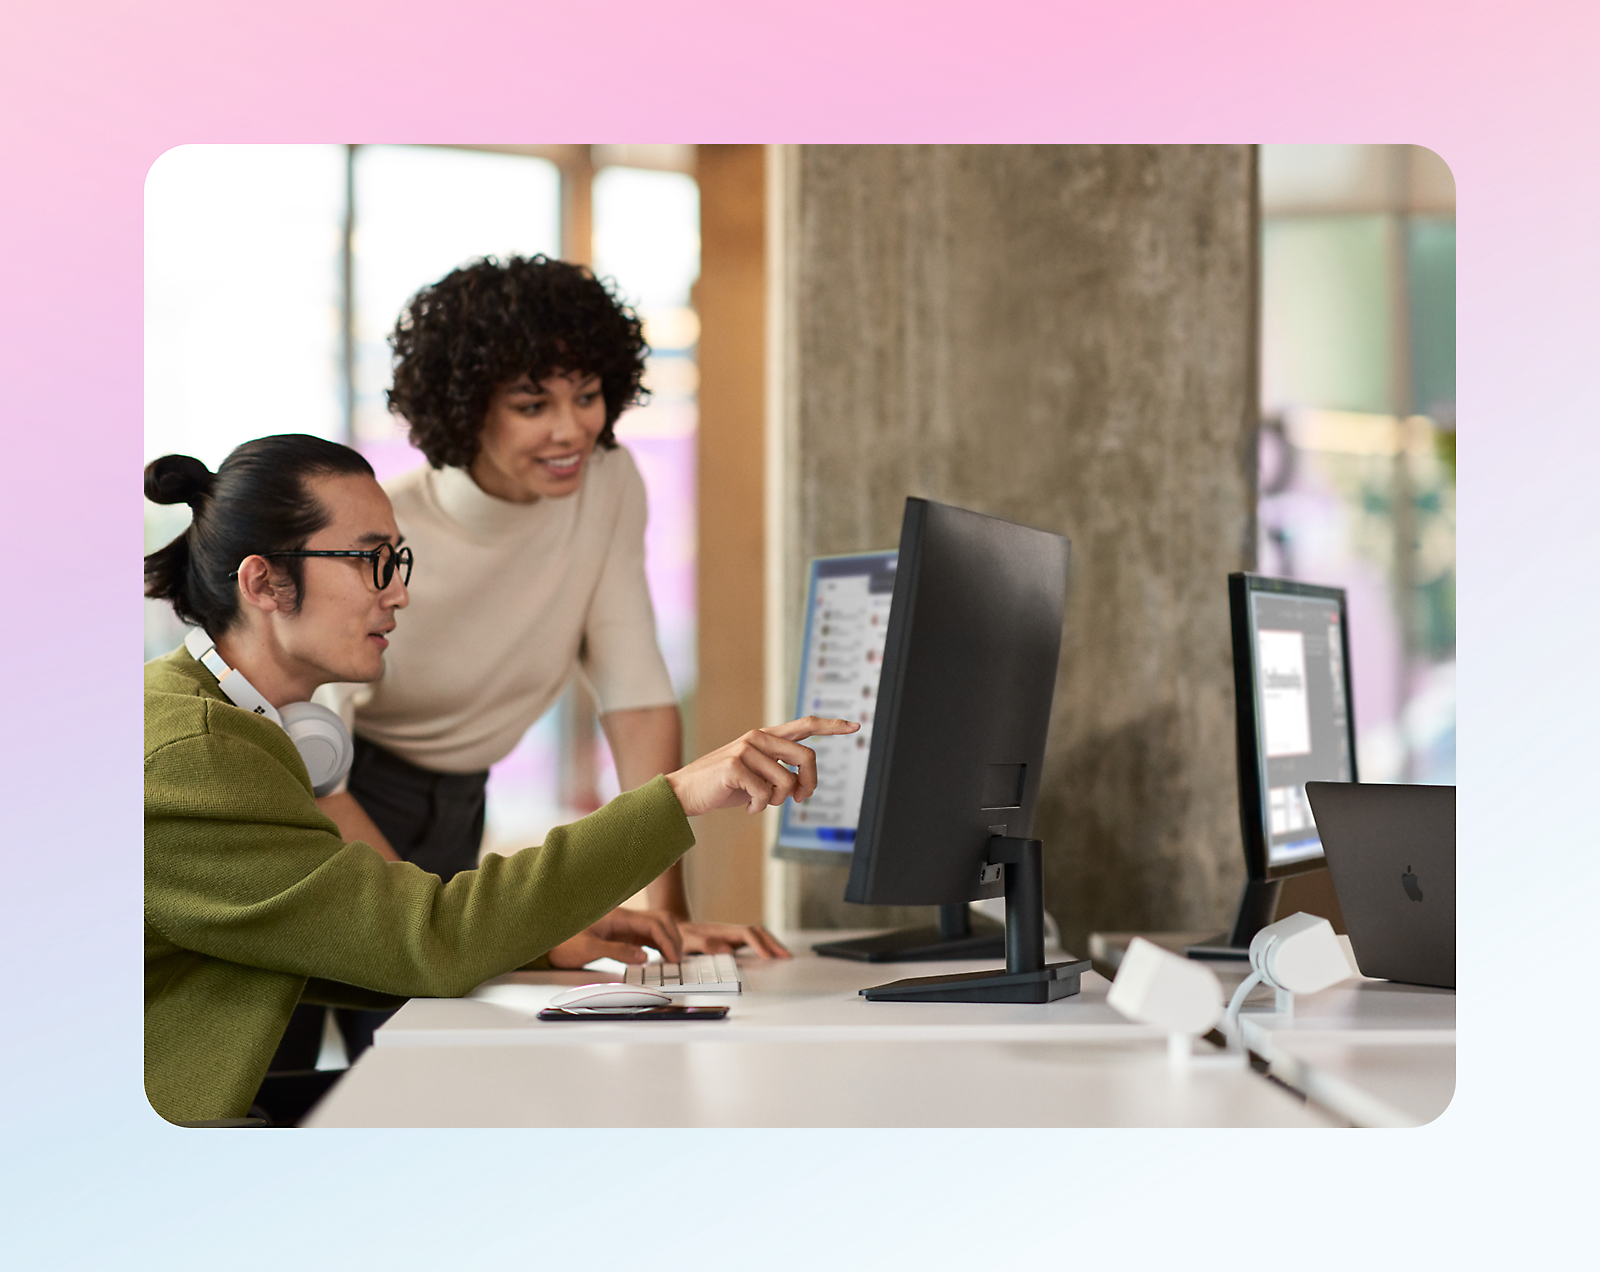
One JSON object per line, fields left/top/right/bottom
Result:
{"left": 1238, "top": 975, "right": 1454, "bottom": 1043}
{"left": 375, "top": 933, "right": 1168, "bottom": 1049}
{"left": 304, "top": 932, "right": 1453, "bottom": 1128}
{"left": 1251, "top": 1039, "right": 1453, "bottom": 1129}
{"left": 1237, "top": 977, "right": 1455, "bottom": 1127}
{"left": 306, "top": 1037, "right": 1335, "bottom": 1128}
{"left": 311, "top": 932, "right": 1330, "bottom": 1127}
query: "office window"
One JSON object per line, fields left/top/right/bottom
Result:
{"left": 1261, "top": 216, "right": 1394, "bottom": 414}
{"left": 144, "top": 144, "right": 348, "bottom": 659}
{"left": 1258, "top": 145, "right": 1455, "bottom": 783}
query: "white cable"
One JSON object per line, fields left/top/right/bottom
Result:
{"left": 1224, "top": 969, "right": 1264, "bottom": 1051}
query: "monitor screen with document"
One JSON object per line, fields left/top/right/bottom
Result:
{"left": 1234, "top": 573, "right": 1358, "bottom": 878}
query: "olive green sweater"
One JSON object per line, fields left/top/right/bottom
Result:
{"left": 144, "top": 646, "right": 695, "bottom": 1123}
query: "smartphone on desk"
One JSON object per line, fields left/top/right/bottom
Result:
{"left": 536, "top": 1005, "right": 730, "bottom": 1021}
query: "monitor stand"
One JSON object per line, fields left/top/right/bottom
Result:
{"left": 860, "top": 837, "right": 1090, "bottom": 1004}
{"left": 1183, "top": 878, "right": 1283, "bottom": 961}
{"left": 811, "top": 903, "right": 1005, "bottom": 963}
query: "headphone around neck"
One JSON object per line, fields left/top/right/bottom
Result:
{"left": 184, "top": 628, "right": 355, "bottom": 797}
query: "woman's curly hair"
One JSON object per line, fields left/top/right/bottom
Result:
{"left": 388, "top": 255, "right": 649, "bottom": 470}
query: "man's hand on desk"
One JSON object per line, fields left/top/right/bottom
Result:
{"left": 665, "top": 716, "right": 859, "bottom": 816}
{"left": 680, "top": 921, "right": 792, "bottom": 959}
{"left": 547, "top": 907, "right": 684, "bottom": 968}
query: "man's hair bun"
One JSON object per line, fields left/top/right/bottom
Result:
{"left": 144, "top": 454, "right": 215, "bottom": 509}
{"left": 145, "top": 434, "right": 375, "bottom": 634}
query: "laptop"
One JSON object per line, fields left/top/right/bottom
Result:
{"left": 1305, "top": 782, "right": 1455, "bottom": 990}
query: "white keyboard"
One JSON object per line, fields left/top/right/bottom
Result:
{"left": 623, "top": 953, "right": 742, "bottom": 993}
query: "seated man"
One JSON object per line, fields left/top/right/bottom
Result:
{"left": 143, "top": 434, "right": 853, "bottom": 1124}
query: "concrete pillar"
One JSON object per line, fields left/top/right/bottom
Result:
{"left": 770, "top": 145, "right": 1259, "bottom": 951}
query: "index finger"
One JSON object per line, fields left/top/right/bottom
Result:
{"left": 762, "top": 716, "right": 861, "bottom": 743}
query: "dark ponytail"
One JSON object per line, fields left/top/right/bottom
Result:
{"left": 143, "top": 435, "right": 376, "bottom": 634}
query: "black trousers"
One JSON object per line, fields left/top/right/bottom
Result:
{"left": 345, "top": 734, "right": 491, "bottom": 883}
{"left": 265, "top": 736, "right": 492, "bottom": 1092}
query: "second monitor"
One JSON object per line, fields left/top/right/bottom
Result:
{"left": 1187, "top": 572, "right": 1359, "bottom": 960}
{"left": 835, "top": 497, "right": 1089, "bottom": 1004}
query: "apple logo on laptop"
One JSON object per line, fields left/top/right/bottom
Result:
{"left": 1401, "top": 866, "right": 1424, "bottom": 903}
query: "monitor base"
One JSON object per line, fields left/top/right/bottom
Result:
{"left": 861, "top": 958, "right": 1090, "bottom": 1003}
{"left": 860, "top": 837, "right": 1080, "bottom": 1004}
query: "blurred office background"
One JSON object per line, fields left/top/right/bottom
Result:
{"left": 1258, "top": 144, "right": 1455, "bottom": 787}
{"left": 144, "top": 144, "right": 1453, "bottom": 939}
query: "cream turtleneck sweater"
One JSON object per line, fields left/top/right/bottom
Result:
{"left": 337, "top": 445, "right": 676, "bottom": 774}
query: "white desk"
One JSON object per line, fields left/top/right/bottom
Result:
{"left": 305, "top": 934, "right": 1332, "bottom": 1128}
{"left": 306, "top": 1037, "right": 1334, "bottom": 1127}
{"left": 1236, "top": 978, "right": 1455, "bottom": 1128}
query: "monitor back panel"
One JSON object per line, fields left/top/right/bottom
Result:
{"left": 846, "top": 499, "right": 1069, "bottom": 907}
{"left": 1306, "top": 781, "right": 1456, "bottom": 989}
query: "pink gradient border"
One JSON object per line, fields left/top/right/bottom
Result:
{"left": 3, "top": 0, "right": 1597, "bottom": 1265}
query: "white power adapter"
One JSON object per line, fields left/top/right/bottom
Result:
{"left": 1225, "top": 911, "right": 1351, "bottom": 1046}
{"left": 1249, "top": 912, "right": 1350, "bottom": 998}
{"left": 1107, "top": 937, "right": 1228, "bottom": 1071}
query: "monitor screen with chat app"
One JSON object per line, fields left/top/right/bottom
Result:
{"left": 773, "top": 551, "right": 897, "bottom": 862}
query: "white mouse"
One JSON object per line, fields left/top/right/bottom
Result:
{"left": 548, "top": 982, "right": 673, "bottom": 1011}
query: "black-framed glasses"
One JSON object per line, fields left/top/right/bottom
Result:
{"left": 256, "top": 543, "right": 413, "bottom": 591}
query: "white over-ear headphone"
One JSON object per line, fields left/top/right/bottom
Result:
{"left": 184, "top": 628, "right": 354, "bottom": 798}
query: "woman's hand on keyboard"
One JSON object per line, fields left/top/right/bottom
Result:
{"left": 681, "top": 920, "right": 792, "bottom": 959}
{"left": 665, "top": 717, "right": 860, "bottom": 817}
{"left": 547, "top": 906, "right": 684, "bottom": 967}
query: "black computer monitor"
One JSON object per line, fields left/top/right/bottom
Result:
{"left": 1188, "top": 573, "right": 1359, "bottom": 960}
{"left": 827, "top": 497, "right": 1090, "bottom": 1004}
{"left": 781, "top": 548, "right": 1010, "bottom": 964}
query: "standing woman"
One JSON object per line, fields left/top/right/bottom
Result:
{"left": 317, "top": 255, "right": 785, "bottom": 957}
